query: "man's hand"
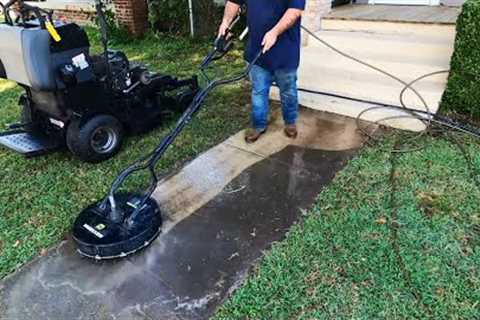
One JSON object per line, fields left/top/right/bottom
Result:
{"left": 218, "top": 1, "right": 241, "bottom": 38}
{"left": 218, "top": 22, "right": 230, "bottom": 37}
{"left": 261, "top": 30, "right": 279, "bottom": 53}
{"left": 261, "top": 8, "right": 303, "bottom": 53}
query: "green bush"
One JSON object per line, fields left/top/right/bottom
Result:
{"left": 442, "top": 0, "right": 480, "bottom": 118}
{"left": 147, "top": 0, "right": 189, "bottom": 33}
{"left": 147, "top": 0, "right": 223, "bottom": 35}
{"left": 97, "top": 6, "right": 132, "bottom": 44}
{"left": 87, "top": 0, "right": 131, "bottom": 44}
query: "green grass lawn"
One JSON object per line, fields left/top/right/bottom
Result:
{"left": 215, "top": 132, "right": 480, "bottom": 319}
{"left": 0, "top": 30, "right": 251, "bottom": 278}
{"left": 1, "top": 27, "right": 480, "bottom": 320}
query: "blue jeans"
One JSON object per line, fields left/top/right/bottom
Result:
{"left": 249, "top": 64, "right": 299, "bottom": 131}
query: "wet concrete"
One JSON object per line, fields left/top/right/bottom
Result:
{"left": 0, "top": 108, "right": 372, "bottom": 320}
{"left": 153, "top": 107, "right": 367, "bottom": 234}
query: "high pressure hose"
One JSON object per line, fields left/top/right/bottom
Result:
{"left": 100, "top": 19, "right": 480, "bottom": 225}
{"left": 301, "top": 24, "right": 480, "bottom": 302}
{"left": 300, "top": 26, "right": 480, "bottom": 142}
{"left": 299, "top": 23, "right": 480, "bottom": 303}
{"left": 100, "top": 16, "right": 255, "bottom": 222}
{"left": 102, "top": 48, "right": 262, "bottom": 223}
{"left": 300, "top": 26, "right": 433, "bottom": 116}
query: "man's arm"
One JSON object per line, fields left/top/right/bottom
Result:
{"left": 218, "top": 1, "right": 242, "bottom": 37}
{"left": 262, "top": 8, "right": 303, "bottom": 53}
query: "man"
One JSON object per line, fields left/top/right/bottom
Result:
{"left": 219, "top": 0, "right": 305, "bottom": 143}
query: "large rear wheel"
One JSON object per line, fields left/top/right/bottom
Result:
{"left": 66, "top": 115, "right": 124, "bottom": 163}
{"left": 21, "top": 103, "right": 42, "bottom": 133}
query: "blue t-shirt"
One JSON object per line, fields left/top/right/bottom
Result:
{"left": 229, "top": 0, "right": 306, "bottom": 71}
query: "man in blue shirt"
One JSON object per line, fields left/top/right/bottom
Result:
{"left": 219, "top": 0, "right": 305, "bottom": 143}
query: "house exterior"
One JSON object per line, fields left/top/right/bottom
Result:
{"left": 304, "top": 0, "right": 465, "bottom": 31}
{"left": 28, "top": 0, "right": 466, "bottom": 37}
{"left": 287, "top": 1, "right": 462, "bottom": 132}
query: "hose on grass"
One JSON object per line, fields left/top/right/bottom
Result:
{"left": 300, "top": 26, "right": 480, "bottom": 143}
{"left": 300, "top": 25, "right": 480, "bottom": 308}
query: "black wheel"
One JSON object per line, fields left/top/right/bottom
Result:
{"left": 21, "top": 103, "right": 41, "bottom": 133}
{"left": 66, "top": 115, "right": 124, "bottom": 163}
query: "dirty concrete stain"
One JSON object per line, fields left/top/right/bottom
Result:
{"left": 0, "top": 108, "right": 372, "bottom": 320}
{"left": 127, "top": 145, "right": 355, "bottom": 319}
{"left": 1, "top": 239, "right": 190, "bottom": 320}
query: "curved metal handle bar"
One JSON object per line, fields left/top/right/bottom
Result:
{"left": 101, "top": 51, "right": 263, "bottom": 220}
{"left": 2, "top": 0, "right": 51, "bottom": 28}
{"left": 3, "top": 0, "right": 16, "bottom": 9}
{"left": 2, "top": 0, "right": 16, "bottom": 25}
{"left": 0, "top": 2, "right": 8, "bottom": 25}
{"left": 22, "top": 5, "right": 47, "bottom": 28}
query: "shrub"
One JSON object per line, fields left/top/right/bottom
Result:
{"left": 442, "top": 0, "right": 480, "bottom": 119}
{"left": 147, "top": 0, "right": 223, "bottom": 36}
{"left": 147, "top": 0, "right": 189, "bottom": 33}
{"left": 89, "top": 0, "right": 132, "bottom": 44}
{"left": 99, "top": 6, "right": 132, "bottom": 44}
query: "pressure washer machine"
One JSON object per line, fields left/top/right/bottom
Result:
{"left": 0, "top": 0, "right": 198, "bottom": 162}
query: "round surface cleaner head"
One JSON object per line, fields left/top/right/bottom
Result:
{"left": 73, "top": 194, "right": 162, "bottom": 260}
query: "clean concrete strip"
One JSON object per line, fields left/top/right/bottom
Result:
{"left": 153, "top": 107, "right": 369, "bottom": 233}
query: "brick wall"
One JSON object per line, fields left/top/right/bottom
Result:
{"left": 54, "top": 9, "right": 94, "bottom": 25}
{"left": 35, "top": 0, "right": 148, "bottom": 36}
{"left": 40, "top": 0, "right": 335, "bottom": 38}
{"left": 26, "top": 2, "right": 96, "bottom": 25}
{"left": 302, "top": 0, "right": 332, "bottom": 45}
{"left": 113, "top": 0, "right": 148, "bottom": 37}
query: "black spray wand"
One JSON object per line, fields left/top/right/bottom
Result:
{"left": 100, "top": 21, "right": 258, "bottom": 226}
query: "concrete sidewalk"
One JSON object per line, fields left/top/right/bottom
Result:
{"left": 0, "top": 108, "right": 373, "bottom": 320}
